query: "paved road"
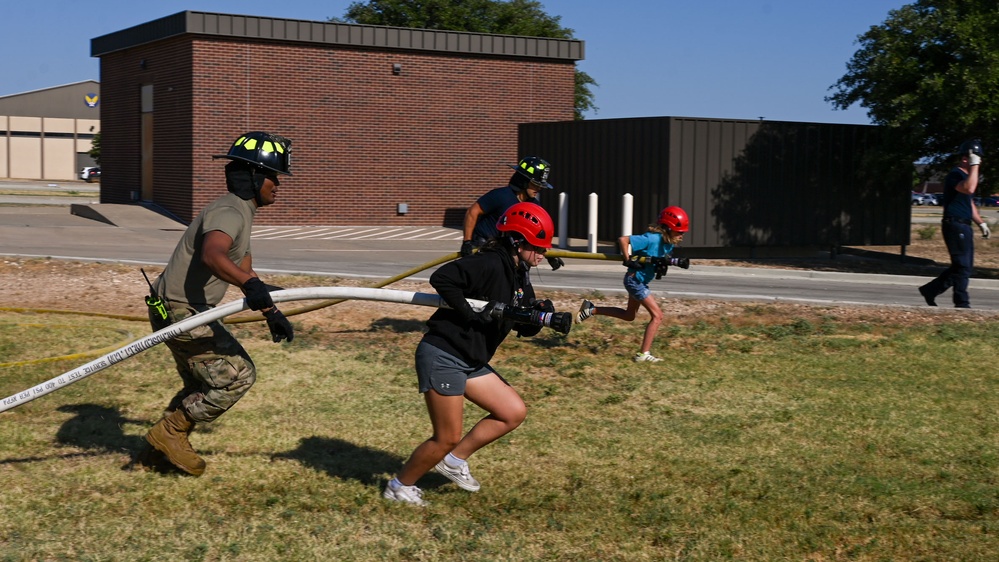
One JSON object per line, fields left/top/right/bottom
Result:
{"left": 3, "top": 184, "right": 999, "bottom": 311}
{"left": 0, "top": 179, "right": 100, "bottom": 205}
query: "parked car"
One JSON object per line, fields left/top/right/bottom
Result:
{"left": 982, "top": 195, "right": 999, "bottom": 207}
{"left": 911, "top": 191, "right": 930, "bottom": 205}
{"left": 924, "top": 193, "right": 942, "bottom": 206}
{"left": 82, "top": 167, "right": 101, "bottom": 183}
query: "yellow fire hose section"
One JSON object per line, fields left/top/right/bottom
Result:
{"left": 0, "top": 307, "right": 150, "bottom": 322}
{"left": 0, "top": 325, "right": 135, "bottom": 368}
{"left": 0, "top": 250, "right": 621, "bottom": 367}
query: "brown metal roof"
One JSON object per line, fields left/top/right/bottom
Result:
{"left": 91, "top": 10, "right": 584, "bottom": 61}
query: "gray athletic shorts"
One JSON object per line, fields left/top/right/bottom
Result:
{"left": 416, "top": 341, "right": 498, "bottom": 396}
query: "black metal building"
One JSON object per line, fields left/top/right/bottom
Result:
{"left": 521, "top": 116, "right": 911, "bottom": 257}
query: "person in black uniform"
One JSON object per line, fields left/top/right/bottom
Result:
{"left": 385, "top": 202, "right": 559, "bottom": 506}
{"left": 460, "top": 156, "right": 564, "bottom": 270}
{"left": 919, "top": 139, "right": 990, "bottom": 308}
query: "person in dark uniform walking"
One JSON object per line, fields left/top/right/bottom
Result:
{"left": 919, "top": 139, "right": 990, "bottom": 308}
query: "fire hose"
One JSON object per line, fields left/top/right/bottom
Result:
{"left": 0, "top": 287, "right": 572, "bottom": 414}
{"left": 0, "top": 250, "right": 616, "bottom": 367}
{"left": 226, "top": 252, "right": 462, "bottom": 324}
{"left": 228, "top": 250, "right": 681, "bottom": 323}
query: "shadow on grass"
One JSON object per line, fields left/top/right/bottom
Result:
{"left": 274, "top": 436, "right": 450, "bottom": 489}
{"left": 55, "top": 404, "right": 146, "bottom": 453}
{"left": 331, "top": 317, "right": 427, "bottom": 334}
{"left": 525, "top": 335, "right": 578, "bottom": 350}
{"left": 368, "top": 317, "right": 426, "bottom": 333}
{"left": 0, "top": 404, "right": 147, "bottom": 465}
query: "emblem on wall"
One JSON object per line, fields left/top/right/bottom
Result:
{"left": 84, "top": 93, "right": 99, "bottom": 108}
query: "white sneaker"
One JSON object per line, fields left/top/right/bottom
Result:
{"left": 633, "top": 351, "right": 663, "bottom": 363}
{"left": 575, "top": 299, "right": 596, "bottom": 324}
{"left": 383, "top": 482, "right": 427, "bottom": 506}
{"left": 435, "top": 459, "right": 481, "bottom": 492}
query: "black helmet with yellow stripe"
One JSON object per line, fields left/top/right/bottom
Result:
{"left": 508, "top": 156, "right": 552, "bottom": 189}
{"left": 214, "top": 131, "right": 292, "bottom": 175}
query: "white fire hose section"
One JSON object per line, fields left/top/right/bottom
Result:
{"left": 0, "top": 287, "right": 488, "bottom": 414}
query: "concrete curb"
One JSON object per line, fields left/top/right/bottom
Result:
{"left": 564, "top": 262, "right": 999, "bottom": 290}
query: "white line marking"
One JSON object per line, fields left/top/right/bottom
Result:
{"left": 290, "top": 249, "right": 447, "bottom": 253}
{"left": 322, "top": 228, "right": 382, "bottom": 239}
{"left": 353, "top": 228, "right": 407, "bottom": 240}
{"left": 256, "top": 228, "right": 316, "bottom": 239}
{"left": 293, "top": 228, "right": 341, "bottom": 239}
{"left": 381, "top": 229, "right": 429, "bottom": 239}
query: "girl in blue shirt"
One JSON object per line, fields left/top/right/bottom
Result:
{"left": 575, "top": 206, "right": 689, "bottom": 362}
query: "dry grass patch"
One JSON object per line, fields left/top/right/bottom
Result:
{"left": 2, "top": 261, "right": 999, "bottom": 561}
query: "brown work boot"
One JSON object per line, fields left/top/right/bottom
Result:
{"left": 125, "top": 442, "right": 170, "bottom": 473}
{"left": 145, "top": 409, "right": 206, "bottom": 476}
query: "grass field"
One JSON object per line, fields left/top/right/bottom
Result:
{"left": 1, "top": 294, "right": 998, "bottom": 561}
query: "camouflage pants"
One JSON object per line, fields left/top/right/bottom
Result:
{"left": 149, "top": 302, "right": 256, "bottom": 423}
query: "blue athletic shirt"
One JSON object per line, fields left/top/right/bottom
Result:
{"left": 629, "top": 231, "right": 675, "bottom": 284}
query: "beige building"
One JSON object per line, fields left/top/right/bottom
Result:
{"left": 0, "top": 81, "right": 101, "bottom": 181}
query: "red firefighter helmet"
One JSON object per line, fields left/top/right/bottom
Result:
{"left": 496, "top": 202, "right": 555, "bottom": 248}
{"left": 658, "top": 206, "right": 689, "bottom": 233}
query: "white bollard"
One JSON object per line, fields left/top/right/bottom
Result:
{"left": 587, "top": 192, "right": 598, "bottom": 253}
{"left": 558, "top": 192, "right": 569, "bottom": 249}
{"left": 621, "top": 193, "right": 633, "bottom": 238}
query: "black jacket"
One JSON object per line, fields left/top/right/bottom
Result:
{"left": 422, "top": 246, "right": 538, "bottom": 368}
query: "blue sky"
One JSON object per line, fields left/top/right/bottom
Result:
{"left": 2, "top": 1, "right": 906, "bottom": 124}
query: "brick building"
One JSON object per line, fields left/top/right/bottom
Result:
{"left": 91, "top": 11, "right": 581, "bottom": 225}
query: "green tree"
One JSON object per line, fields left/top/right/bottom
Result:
{"left": 333, "top": 0, "right": 596, "bottom": 119}
{"left": 827, "top": 1, "right": 999, "bottom": 185}
{"left": 88, "top": 131, "right": 101, "bottom": 166}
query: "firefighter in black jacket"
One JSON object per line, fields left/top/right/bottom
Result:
{"left": 384, "top": 202, "right": 558, "bottom": 506}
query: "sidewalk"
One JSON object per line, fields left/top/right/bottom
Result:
{"left": 0, "top": 179, "right": 100, "bottom": 205}
{"left": 4, "top": 179, "right": 997, "bottom": 290}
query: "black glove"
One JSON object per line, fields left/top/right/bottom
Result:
{"left": 460, "top": 240, "right": 475, "bottom": 257}
{"left": 264, "top": 308, "right": 294, "bottom": 343}
{"left": 242, "top": 277, "right": 274, "bottom": 311}
{"left": 547, "top": 256, "right": 565, "bottom": 271}
{"left": 652, "top": 257, "right": 669, "bottom": 279}
{"left": 623, "top": 257, "right": 642, "bottom": 270}
{"left": 671, "top": 257, "right": 690, "bottom": 269}
{"left": 532, "top": 299, "right": 555, "bottom": 313}
{"left": 471, "top": 301, "right": 501, "bottom": 324}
